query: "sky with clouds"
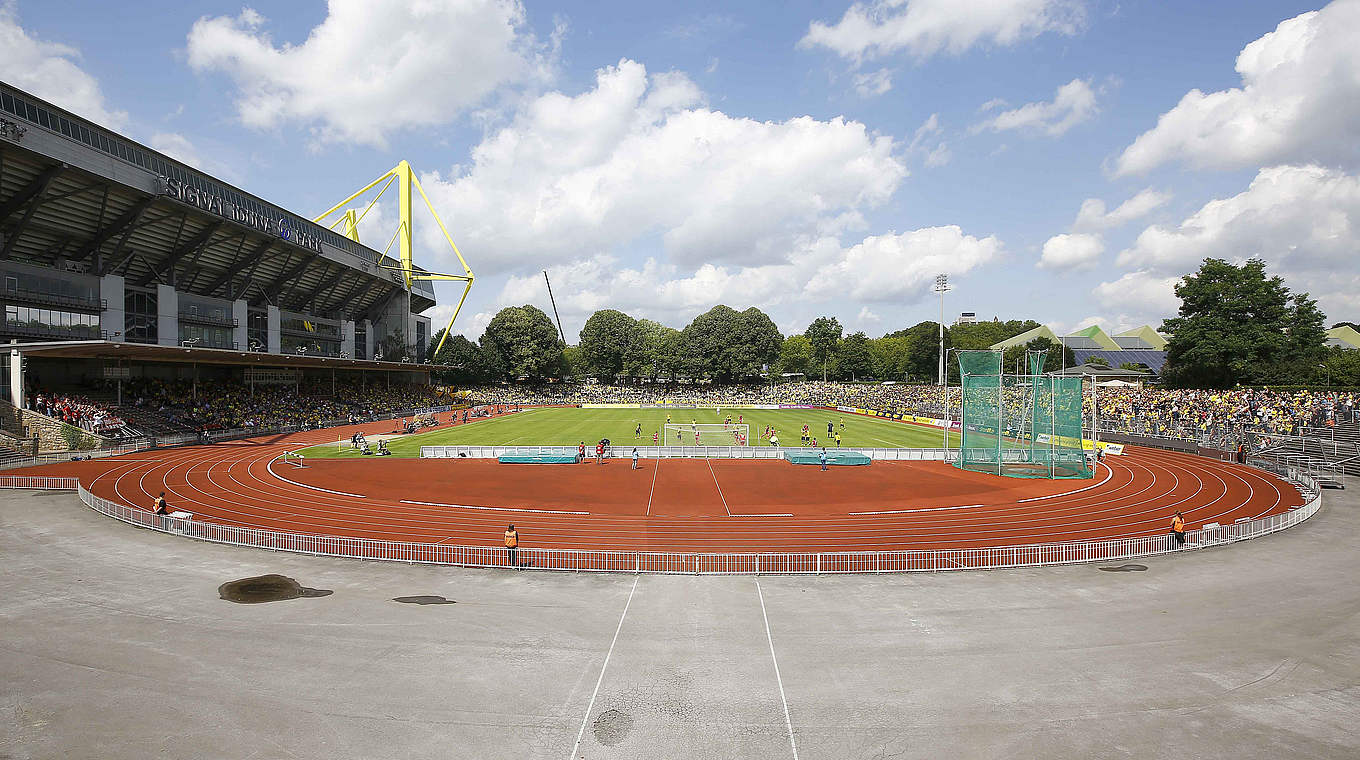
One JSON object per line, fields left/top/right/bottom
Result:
{"left": 2, "top": 0, "right": 1356, "bottom": 342}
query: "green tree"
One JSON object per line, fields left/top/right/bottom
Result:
{"left": 1000, "top": 337, "right": 1076, "bottom": 375}
{"left": 776, "top": 334, "right": 813, "bottom": 378}
{"left": 430, "top": 331, "right": 489, "bottom": 383}
{"left": 561, "top": 345, "right": 585, "bottom": 378}
{"left": 834, "top": 332, "right": 874, "bottom": 380}
{"left": 896, "top": 321, "right": 950, "bottom": 382}
{"left": 1086, "top": 355, "right": 1110, "bottom": 367}
{"left": 1161, "top": 258, "right": 1314, "bottom": 388}
{"left": 730, "top": 307, "right": 783, "bottom": 379}
{"left": 578, "top": 309, "right": 642, "bottom": 379}
{"left": 1278, "top": 291, "right": 1328, "bottom": 381}
{"left": 804, "top": 316, "right": 843, "bottom": 381}
{"left": 868, "top": 335, "right": 912, "bottom": 380}
{"left": 479, "top": 305, "right": 564, "bottom": 380}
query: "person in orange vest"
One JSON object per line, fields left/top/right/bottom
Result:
{"left": 1170, "top": 511, "right": 1186, "bottom": 547}
{"left": 504, "top": 524, "right": 519, "bottom": 567}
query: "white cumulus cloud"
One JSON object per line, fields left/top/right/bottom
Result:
{"left": 1091, "top": 270, "right": 1183, "bottom": 327}
{"left": 1071, "top": 188, "right": 1171, "bottom": 232}
{"left": 974, "top": 78, "right": 1098, "bottom": 137}
{"left": 185, "top": 0, "right": 551, "bottom": 148}
{"left": 1116, "top": 164, "right": 1360, "bottom": 319}
{"left": 806, "top": 226, "right": 1001, "bottom": 302}
{"left": 417, "top": 59, "right": 906, "bottom": 275}
{"left": 0, "top": 1, "right": 126, "bottom": 128}
{"left": 1115, "top": 0, "right": 1360, "bottom": 175}
{"left": 853, "top": 67, "right": 894, "bottom": 97}
{"left": 1038, "top": 232, "right": 1103, "bottom": 270}
{"left": 800, "top": 0, "right": 1085, "bottom": 62}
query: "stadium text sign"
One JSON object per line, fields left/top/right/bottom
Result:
{"left": 157, "top": 177, "right": 322, "bottom": 252}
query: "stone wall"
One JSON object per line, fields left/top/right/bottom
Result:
{"left": 0, "top": 402, "right": 109, "bottom": 453}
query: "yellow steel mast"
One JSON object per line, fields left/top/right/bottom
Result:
{"left": 313, "top": 160, "right": 473, "bottom": 356}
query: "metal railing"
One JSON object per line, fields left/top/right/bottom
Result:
{"left": 49, "top": 460, "right": 1322, "bottom": 574}
{"left": 0, "top": 475, "right": 78, "bottom": 489}
{"left": 420, "top": 444, "right": 961, "bottom": 461}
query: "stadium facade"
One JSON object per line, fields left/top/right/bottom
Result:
{"left": 0, "top": 81, "right": 437, "bottom": 406}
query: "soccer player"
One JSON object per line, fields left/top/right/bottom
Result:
{"left": 578, "top": 441, "right": 586, "bottom": 463}
{"left": 652, "top": 431, "right": 659, "bottom": 445}
{"left": 596, "top": 440, "right": 605, "bottom": 464}
{"left": 835, "top": 432, "right": 842, "bottom": 447}
{"left": 738, "top": 414, "right": 743, "bottom": 425}
{"left": 635, "top": 422, "right": 642, "bottom": 439}
{"left": 827, "top": 421, "right": 834, "bottom": 436}
{"left": 632, "top": 447, "right": 640, "bottom": 470}
{"left": 694, "top": 431, "right": 701, "bottom": 446}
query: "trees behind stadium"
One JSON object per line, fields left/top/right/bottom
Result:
{"left": 1161, "top": 258, "right": 1330, "bottom": 388}
{"left": 427, "top": 257, "right": 1348, "bottom": 387}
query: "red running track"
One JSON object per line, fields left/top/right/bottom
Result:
{"left": 20, "top": 418, "right": 1303, "bottom": 553}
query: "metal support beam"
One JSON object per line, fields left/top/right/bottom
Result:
{"left": 293, "top": 267, "right": 346, "bottom": 312}
{"left": 202, "top": 238, "right": 272, "bottom": 298}
{"left": 257, "top": 255, "right": 316, "bottom": 305}
{"left": 71, "top": 197, "right": 154, "bottom": 262}
{"left": 138, "top": 221, "right": 224, "bottom": 288}
{"left": 0, "top": 164, "right": 61, "bottom": 223}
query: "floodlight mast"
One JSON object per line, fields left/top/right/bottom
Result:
{"left": 313, "top": 160, "right": 475, "bottom": 357}
{"left": 933, "top": 274, "right": 951, "bottom": 386}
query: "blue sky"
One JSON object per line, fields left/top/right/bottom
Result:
{"left": 3, "top": 0, "right": 1357, "bottom": 342}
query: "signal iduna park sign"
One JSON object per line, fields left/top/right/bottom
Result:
{"left": 157, "top": 176, "right": 322, "bottom": 252}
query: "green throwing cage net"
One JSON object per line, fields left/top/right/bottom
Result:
{"left": 955, "top": 349, "right": 1092, "bottom": 479}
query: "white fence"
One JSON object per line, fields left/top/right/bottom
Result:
{"left": 21, "top": 464, "right": 1320, "bottom": 574}
{"left": 421, "top": 444, "right": 961, "bottom": 461}
{"left": 0, "top": 475, "right": 79, "bottom": 489}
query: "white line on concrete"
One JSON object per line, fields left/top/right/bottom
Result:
{"left": 756, "top": 578, "right": 799, "bottom": 760}
{"left": 569, "top": 575, "right": 640, "bottom": 760}
{"left": 646, "top": 455, "right": 660, "bottom": 516}
{"left": 266, "top": 456, "right": 366, "bottom": 498}
{"left": 399, "top": 499, "right": 588, "bottom": 515}
{"left": 707, "top": 458, "right": 731, "bottom": 516}
{"left": 849, "top": 504, "right": 983, "bottom": 515}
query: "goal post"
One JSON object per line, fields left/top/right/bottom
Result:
{"left": 662, "top": 423, "right": 750, "bottom": 446}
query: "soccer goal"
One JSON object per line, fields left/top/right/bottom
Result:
{"left": 662, "top": 423, "right": 750, "bottom": 446}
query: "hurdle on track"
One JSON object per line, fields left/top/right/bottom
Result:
{"left": 282, "top": 451, "right": 306, "bottom": 468}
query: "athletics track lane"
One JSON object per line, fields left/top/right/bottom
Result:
{"left": 15, "top": 419, "right": 1303, "bottom": 554}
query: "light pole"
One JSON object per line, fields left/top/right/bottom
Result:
{"left": 933, "top": 274, "right": 951, "bottom": 386}
{"left": 1319, "top": 363, "right": 1330, "bottom": 389}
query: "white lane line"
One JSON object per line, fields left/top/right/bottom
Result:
{"left": 707, "top": 458, "right": 732, "bottom": 516}
{"left": 756, "top": 578, "right": 799, "bottom": 760}
{"left": 730, "top": 513, "right": 795, "bottom": 518}
{"left": 1016, "top": 461, "right": 1113, "bottom": 502}
{"left": 266, "top": 456, "right": 366, "bottom": 498}
{"left": 849, "top": 504, "right": 983, "bottom": 515}
{"left": 569, "top": 575, "right": 640, "bottom": 760}
{"left": 399, "top": 499, "right": 588, "bottom": 515}
{"left": 646, "top": 455, "right": 660, "bottom": 516}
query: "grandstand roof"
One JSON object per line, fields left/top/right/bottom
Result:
{"left": 0, "top": 81, "right": 435, "bottom": 321}
{"left": 1326, "top": 325, "right": 1360, "bottom": 350}
{"left": 10, "top": 339, "right": 435, "bottom": 372}
{"left": 990, "top": 323, "right": 1167, "bottom": 354}
{"left": 1072, "top": 348, "right": 1167, "bottom": 374}
{"left": 1048, "top": 362, "right": 1151, "bottom": 378}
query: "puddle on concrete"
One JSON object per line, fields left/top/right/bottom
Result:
{"left": 392, "top": 595, "right": 456, "bottom": 605}
{"left": 592, "top": 708, "right": 634, "bottom": 746}
{"left": 1098, "top": 564, "right": 1149, "bottom": 572}
{"left": 218, "top": 575, "right": 333, "bottom": 603}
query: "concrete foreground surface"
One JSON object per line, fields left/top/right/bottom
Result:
{"left": 1, "top": 482, "right": 1357, "bottom": 759}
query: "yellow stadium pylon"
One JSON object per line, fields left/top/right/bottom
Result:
{"left": 313, "top": 160, "right": 474, "bottom": 356}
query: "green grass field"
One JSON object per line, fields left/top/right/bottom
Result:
{"left": 297, "top": 407, "right": 960, "bottom": 458}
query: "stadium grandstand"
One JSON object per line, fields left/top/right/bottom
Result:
{"left": 991, "top": 323, "right": 1169, "bottom": 374}
{"left": 0, "top": 81, "right": 445, "bottom": 451}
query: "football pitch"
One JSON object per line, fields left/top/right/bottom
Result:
{"left": 297, "top": 407, "right": 960, "bottom": 458}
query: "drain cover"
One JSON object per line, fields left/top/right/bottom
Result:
{"left": 1098, "top": 564, "right": 1148, "bottom": 572}
{"left": 218, "top": 575, "right": 332, "bottom": 603}
{"left": 393, "top": 595, "right": 456, "bottom": 605}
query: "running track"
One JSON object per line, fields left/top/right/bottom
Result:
{"left": 20, "top": 418, "right": 1303, "bottom": 554}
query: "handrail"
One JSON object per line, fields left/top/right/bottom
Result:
{"left": 58, "top": 455, "right": 1323, "bottom": 575}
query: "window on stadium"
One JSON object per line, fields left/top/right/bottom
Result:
{"left": 3, "top": 305, "right": 100, "bottom": 339}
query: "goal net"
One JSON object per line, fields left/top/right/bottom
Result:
{"left": 662, "top": 423, "right": 750, "bottom": 446}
